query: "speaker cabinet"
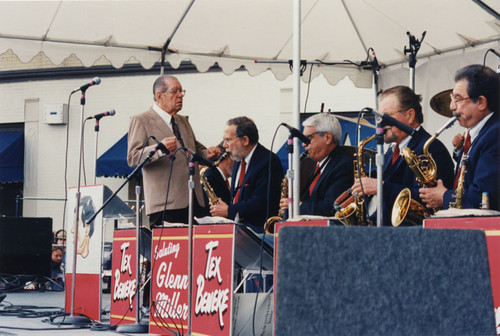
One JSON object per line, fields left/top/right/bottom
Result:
{"left": 276, "top": 226, "right": 495, "bottom": 336}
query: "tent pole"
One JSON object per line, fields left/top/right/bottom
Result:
{"left": 291, "top": 0, "right": 301, "bottom": 218}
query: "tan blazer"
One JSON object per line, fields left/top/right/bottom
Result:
{"left": 127, "top": 108, "right": 207, "bottom": 215}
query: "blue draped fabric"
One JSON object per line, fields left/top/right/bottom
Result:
{"left": 0, "top": 131, "right": 24, "bottom": 183}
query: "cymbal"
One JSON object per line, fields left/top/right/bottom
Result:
{"left": 430, "top": 89, "right": 453, "bottom": 117}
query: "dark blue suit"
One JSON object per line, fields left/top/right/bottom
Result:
{"left": 376, "top": 126, "right": 454, "bottom": 226}
{"left": 443, "top": 114, "right": 500, "bottom": 210}
{"left": 300, "top": 146, "right": 353, "bottom": 216}
{"left": 228, "top": 143, "right": 284, "bottom": 233}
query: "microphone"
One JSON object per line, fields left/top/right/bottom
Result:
{"left": 189, "top": 151, "right": 214, "bottom": 168}
{"left": 371, "top": 50, "right": 380, "bottom": 71}
{"left": 366, "top": 108, "right": 416, "bottom": 136}
{"left": 71, "top": 77, "right": 101, "bottom": 93}
{"left": 489, "top": 49, "right": 500, "bottom": 59}
{"left": 86, "top": 109, "right": 115, "bottom": 120}
{"left": 151, "top": 136, "right": 174, "bottom": 160}
{"left": 281, "top": 123, "right": 311, "bottom": 145}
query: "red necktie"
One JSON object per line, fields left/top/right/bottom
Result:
{"left": 234, "top": 160, "right": 246, "bottom": 203}
{"left": 309, "top": 164, "right": 321, "bottom": 196}
{"left": 391, "top": 144, "right": 400, "bottom": 165}
{"left": 453, "top": 131, "right": 471, "bottom": 188}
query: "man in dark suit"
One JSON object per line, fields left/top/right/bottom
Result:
{"left": 420, "top": 65, "right": 499, "bottom": 210}
{"left": 279, "top": 113, "right": 353, "bottom": 216}
{"left": 210, "top": 116, "right": 284, "bottom": 233}
{"left": 351, "top": 86, "right": 455, "bottom": 226}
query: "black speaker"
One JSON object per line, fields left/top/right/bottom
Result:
{"left": 276, "top": 226, "right": 496, "bottom": 336}
{"left": 0, "top": 217, "right": 52, "bottom": 277}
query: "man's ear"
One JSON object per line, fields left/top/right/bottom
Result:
{"left": 241, "top": 135, "right": 250, "bottom": 147}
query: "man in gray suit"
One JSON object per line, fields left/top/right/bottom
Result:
{"left": 127, "top": 75, "right": 219, "bottom": 226}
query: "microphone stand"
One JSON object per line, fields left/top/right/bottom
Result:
{"left": 187, "top": 158, "right": 196, "bottom": 336}
{"left": 375, "top": 119, "right": 385, "bottom": 227}
{"left": 286, "top": 135, "right": 295, "bottom": 218}
{"left": 92, "top": 117, "right": 101, "bottom": 185}
{"left": 54, "top": 89, "right": 92, "bottom": 325}
{"left": 404, "top": 31, "right": 426, "bottom": 90}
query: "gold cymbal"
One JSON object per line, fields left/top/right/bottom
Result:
{"left": 430, "top": 89, "right": 453, "bottom": 117}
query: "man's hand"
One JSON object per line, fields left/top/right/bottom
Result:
{"left": 452, "top": 133, "right": 464, "bottom": 151}
{"left": 161, "top": 136, "right": 178, "bottom": 153}
{"left": 207, "top": 146, "right": 222, "bottom": 160}
{"left": 279, "top": 198, "right": 289, "bottom": 210}
{"left": 210, "top": 199, "right": 229, "bottom": 218}
{"left": 419, "top": 179, "right": 446, "bottom": 208}
{"left": 351, "top": 177, "right": 378, "bottom": 197}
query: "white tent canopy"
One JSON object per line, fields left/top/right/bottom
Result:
{"left": 1, "top": 0, "right": 499, "bottom": 88}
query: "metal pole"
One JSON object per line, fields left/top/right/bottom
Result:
{"left": 292, "top": 0, "right": 301, "bottom": 217}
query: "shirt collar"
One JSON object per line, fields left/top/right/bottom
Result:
{"left": 468, "top": 112, "right": 493, "bottom": 143}
{"left": 152, "top": 103, "right": 173, "bottom": 128}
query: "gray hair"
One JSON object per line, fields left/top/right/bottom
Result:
{"left": 153, "top": 75, "right": 179, "bottom": 101}
{"left": 302, "top": 113, "right": 342, "bottom": 144}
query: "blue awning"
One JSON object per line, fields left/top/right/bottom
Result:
{"left": 0, "top": 131, "right": 24, "bottom": 183}
{"left": 96, "top": 133, "right": 134, "bottom": 178}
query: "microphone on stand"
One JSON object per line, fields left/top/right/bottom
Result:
{"left": 281, "top": 123, "right": 311, "bottom": 145}
{"left": 189, "top": 151, "right": 214, "bottom": 168}
{"left": 71, "top": 77, "right": 101, "bottom": 94}
{"left": 151, "top": 136, "right": 175, "bottom": 160}
{"left": 371, "top": 50, "right": 380, "bottom": 71}
{"left": 86, "top": 109, "right": 115, "bottom": 120}
{"left": 488, "top": 49, "right": 500, "bottom": 59}
{"left": 366, "top": 108, "right": 416, "bottom": 136}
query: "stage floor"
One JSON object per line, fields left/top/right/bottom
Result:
{"left": 0, "top": 290, "right": 154, "bottom": 335}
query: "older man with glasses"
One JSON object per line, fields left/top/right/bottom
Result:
{"left": 420, "top": 65, "right": 499, "bottom": 211}
{"left": 351, "top": 85, "right": 454, "bottom": 226}
{"left": 279, "top": 113, "right": 353, "bottom": 217}
{"left": 128, "top": 75, "right": 219, "bottom": 227}
{"left": 210, "top": 116, "right": 284, "bottom": 234}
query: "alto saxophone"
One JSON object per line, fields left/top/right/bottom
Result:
{"left": 334, "top": 134, "right": 375, "bottom": 226}
{"left": 392, "top": 115, "right": 459, "bottom": 226}
{"left": 264, "top": 177, "right": 288, "bottom": 235}
{"left": 200, "top": 152, "right": 229, "bottom": 207}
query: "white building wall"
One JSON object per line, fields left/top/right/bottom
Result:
{"left": 0, "top": 69, "right": 376, "bottom": 234}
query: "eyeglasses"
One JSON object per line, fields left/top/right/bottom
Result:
{"left": 223, "top": 136, "right": 240, "bottom": 144}
{"left": 450, "top": 93, "right": 470, "bottom": 106}
{"left": 164, "top": 89, "right": 186, "bottom": 96}
{"left": 305, "top": 131, "right": 326, "bottom": 141}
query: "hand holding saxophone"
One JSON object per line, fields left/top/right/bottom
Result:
{"left": 210, "top": 200, "right": 229, "bottom": 218}
{"left": 351, "top": 177, "right": 378, "bottom": 197}
{"left": 419, "top": 180, "right": 446, "bottom": 208}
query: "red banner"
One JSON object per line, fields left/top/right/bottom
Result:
{"left": 192, "top": 224, "right": 235, "bottom": 335}
{"left": 150, "top": 227, "right": 190, "bottom": 335}
{"left": 110, "top": 229, "right": 138, "bottom": 325}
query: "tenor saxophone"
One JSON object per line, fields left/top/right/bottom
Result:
{"left": 200, "top": 152, "right": 229, "bottom": 207}
{"left": 334, "top": 134, "right": 375, "bottom": 226}
{"left": 392, "top": 115, "right": 459, "bottom": 226}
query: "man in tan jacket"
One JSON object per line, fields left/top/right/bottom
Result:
{"left": 127, "top": 75, "right": 219, "bottom": 226}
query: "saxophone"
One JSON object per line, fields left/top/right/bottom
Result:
{"left": 449, "top": 157, "right": 467, "bottom": 209}
{"left": 264, "top": 177, "right": 288, "bottom": 235}
{"left": 334, "top": 134, "right": 375, "bottom": 226}
{"left": 200, "top": 152, "right": 229, "bottom": 207}
{"left": 392, "top": 115, "right": 459, "bottom": 226}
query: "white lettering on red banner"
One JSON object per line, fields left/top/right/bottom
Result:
{"left": 154, "top": 241, "right": 180, "bottom": 260}
{"left": 154, "top": 261, "right": 189, "bottom": 320}
{"left": 113, "top": 242, "right": 137, "bottom": 309}
{"left": 195, "top": 240, "right": 229, "bottom": 328}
